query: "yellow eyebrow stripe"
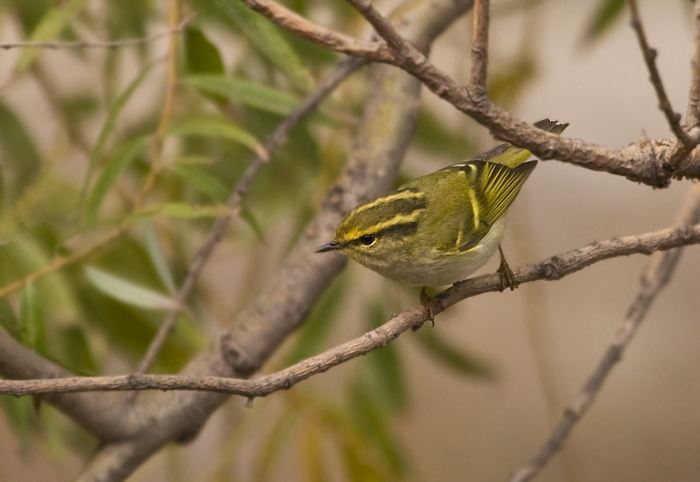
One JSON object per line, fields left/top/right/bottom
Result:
{"left": 350, "top": 189, "right": 425, "bottom": 216}
{"left": 347, "top": 209, "right": 424, "bottom": 240}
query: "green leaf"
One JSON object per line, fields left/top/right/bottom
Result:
{"left": 0, "top": 102, "right": 42, "bottom": 197}
{"left": 84, "top": 136, "right": 149, "bottom": 223}
{"left": 143, "top": 222, "right": 177, "bottom": 295}
{"left": 415, "top": 329, "right": 494, "bottom": 379}
{"left": 184, "top": 28, "right": 225, "bottom": 76}
{"left": 167, "top": 164, "right": 228, "bottom": 202}
{"left": 240, "top": 204, "right": 265, "bottom": 242}
{"left": 81, "top": 62, "right": 156, "bottom": 204}
{"left": 169, "top": 115, "right": 266, "bottom": 158}
{"left": 0, "top": 299, "right": 20, "bottom": 339}
{"left": 213, "top": 0, "right": 314, "bottom": 91}
{"left": 364, "top": 301, "right": 408, "bottom": 411}
{"left": 85, "top": 266, "right": 179, "bottom": 310}
{"left": 136, "top": 202, "right": 232, "bottom": 220}
{"left": 183, "top": 74, "right": 299, "bottom": 115}
{"left": 17, "top": 0, "right": 89, "bottom": 72}
{"left": 582, "top": 0, "right": 626, "bottom": 44}
{"left": 19, "top": 283, "right": 46, "bottom": 353}
{"left": 57, "top": 326, "right": 98, "bottom": 375}
{"left": 284, "top": 277, "right": 347, "bottom": 364}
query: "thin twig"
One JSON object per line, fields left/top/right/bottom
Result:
{"left": 238, "top": 0, "right": 392, "bottom": 62}
{"left": 686, "top": 0, "right": 700, "bottom": 128}
{"left": 470, "top": 0, "right": 490, "bottom": 92}
{"left": 508, "top": 184, "right": 700, "bottom": 482}
{"left": 134, "top": 0, "right": 181, "bottom": 207}
{"left": 0, "top": 14, "right": 195, "bottom": 50}
{"left": 627, "top": 0, "right": 690, "bottom": 145}
{"left": 134, "top": 57, "right": 367, "bottom": 375}
{"left": 2, "top": 221, "right": 700, "bottom": 397}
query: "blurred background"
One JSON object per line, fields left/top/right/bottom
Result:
{"left": 0, "top": 0, "right": 698, "bottom": 481}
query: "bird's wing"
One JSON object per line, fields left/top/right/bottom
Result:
{"left": 443, "top": 160, "right": 537, "bottom": 251}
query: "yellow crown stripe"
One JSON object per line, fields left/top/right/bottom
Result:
{"left": 350, "top": 189, "right": 425, "bottom": 216}
{"left": 348, "top": 209, "right": 424, "bottom": 240}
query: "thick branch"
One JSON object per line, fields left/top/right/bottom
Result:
{"left": 135, "top": 57, "right": 367, "bottom": 375}
{"left": 72, "top": 3, "right": 474, "bottom": 481}
{"left": 509, "top": 183, "right": 700, "bottom": 482}
{"left": 2, "top": 221, "right": 700, "bottom": 398}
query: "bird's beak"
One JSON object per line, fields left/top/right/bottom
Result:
{"left": 316, "top": 240, "right": 342, "bottom": 253}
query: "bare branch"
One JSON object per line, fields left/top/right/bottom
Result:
{"left": 0, "top": 13, "right": 195, "bottom": 50}
{"left": 240, "top": 0, "right": 700, "bottom": 186}
{"left": 627, "top": 0, "right": 690, "bottom": 145}
{"left": 135, "top": 57, "right": 367, "bottom": 375}
{"left": 470, "top": 0, "right": 490, "bottom": 92}
{"left": 238, "top": 0, "right": 392, "bottom": 61}
{"left": 509, "top": 183, "right": 700, "bottom": 482}
{"left": 687, "top": 0, "right": 700, "bottom": 128}
{"left": 2, "top": 221, "right": 700, "bottom": 398}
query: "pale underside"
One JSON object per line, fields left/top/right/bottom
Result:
{"left": 353, "top": 216, "right": 506, "bottom": 286}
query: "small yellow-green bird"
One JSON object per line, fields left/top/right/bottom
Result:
{"left": 317, "top": 119, "right": 568, "bottom": 292}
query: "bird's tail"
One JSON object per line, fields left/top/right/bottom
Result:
{"left": 483, "top": 118, "right": 569, "bottom": 168}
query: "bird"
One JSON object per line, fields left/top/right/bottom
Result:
{"left": 317, "top": 119, "right": 568, "bottom": 306}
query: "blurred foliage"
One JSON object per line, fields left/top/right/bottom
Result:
{"left": 0, "top": 0, "right": 641, "bottom": 480}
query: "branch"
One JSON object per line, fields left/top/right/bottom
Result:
{"left": 470, "top": 0, "right": 490, "bottom": 92}
{"left": 0, "top": 14, "right": 195, "bottom": 50}
{"left": 687, "top": 0, "right": 700, "bottom": 128}
{"left": 2, "top": 221, "right": 700, "bottom": 397}
{"left": 508, "top": 183, "right": 700, "bottom": 482}
{"left": 627, "top": 0, "right": 690, "bottom": 145}
{"left": 242, "top": 0, "right": 700, "bottom": 186}
{"left": 238, "top": 0, "right": 392, "bottom": 61}
{"left": 135, "top": 57, "right": 366, "bottom": 375}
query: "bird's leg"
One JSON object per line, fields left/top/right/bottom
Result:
{"left": 419, "top": 287, "right": 435, "bottom": 328}
{"left": 497, "top": 245, "right": 518, "bottom": 291}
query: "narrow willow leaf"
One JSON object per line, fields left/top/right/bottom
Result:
{"left": 184, "top": 28, "right": 225, "bottom": 76}
{"left": 19, "top": 283, "right": 46, "bottom": 352}
{"left": 284, "top": 277, "right": 346, "bottom": 364}
{"left": 85, "top": 266, "right": 179, "bottom": 310}
{"left": 136, "top": 202, "right": 232, "bottom": 220}
{"left": 213, "top": 0, "right": 313, "bottom": 91}
{"left": 58, "top": 325, "right": 98, "bottom": 375}
{"left": 415, "top": 329, "right": 494, "bottom": 379}
{"left": 169, "top": 116, "right": 266, "bottom": 158}
{"left": 81, "top": 62, "right": 156, "bottom": 203}
{"left": 167, "top": 164, "right": 228, "bottom": 202}
{"left": 17, "top": 0, "right": 89, "bottom": 72}
{"left": 240, "top": 204, "right": 265, "bottom": 242}
{"left": 84, "top": 136, "right": 148, "bottom": 223}
{"left": 183, "top": 75, "right": 299, "bottom": 115}
{"left": 364, "top": 301, "right": 408, "bottom": 411}
{"left": 582, "top": 0, "right": 625, "bottom": 43}
{"left": 0, "top": 102, "right": 42, "bottom": 196}
{"left": 143, "top": 222, "right": 177, "bottom": 295}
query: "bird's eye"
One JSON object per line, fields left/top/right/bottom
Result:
{"left": 359, "top": 234, "right": 376, "bottom": 246}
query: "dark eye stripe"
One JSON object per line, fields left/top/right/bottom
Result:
{"left": 350, "top": 221, "right": 418, "bottom": 246}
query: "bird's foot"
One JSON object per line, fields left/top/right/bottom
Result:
{"left": 497, "top": 246, "right": 519, "bottom": 292}
{"left": 419, "top": 287, "right": 436, "bottom": 328}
